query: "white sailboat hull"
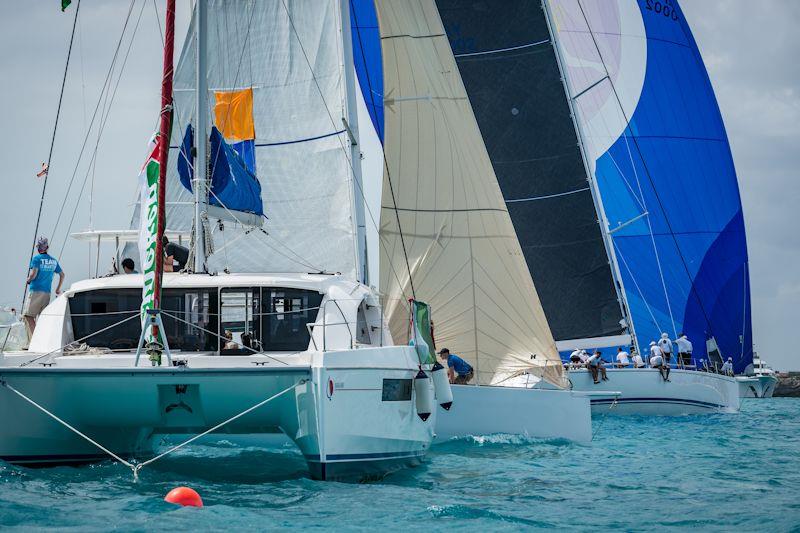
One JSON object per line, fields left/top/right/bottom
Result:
{"left": 0, "top": 347, "right": 434, "bottom": 481}
{"left": 568, "top": 368, "right": 741, "bottom": 415}
{"left": 737, "top": 375, "right": 779, "bottom": 399}
{"left": 433, "top": 384, "right": 592, "bottom": 443}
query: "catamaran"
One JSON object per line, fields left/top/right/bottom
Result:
{"left": 0, "top": 0, "right": 438, "bottom": 481}
{"left": 430, "top": 0, "right": 746, "bottom": 414}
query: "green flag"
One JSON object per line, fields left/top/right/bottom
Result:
{"left": 61, "top": 0, "right": 71, "bottom": 11}
{"left": 410, "top": 300, "right": 436, "bottom": 365}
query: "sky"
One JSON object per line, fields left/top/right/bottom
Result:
{"left": 0, "top": 1, "right": 797, "bottom": 369}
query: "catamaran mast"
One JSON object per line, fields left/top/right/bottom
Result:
{"left": 153, "top": 0, "right": 176, "bottom": 313}
{"left": 193, "top": 0, "right": 208, "bottom": 273}
{"left": 540, "top": 0, "right": 638, "bottom": 351}
{"left": 339, "top": 0, "right": 368, "bottom": 285}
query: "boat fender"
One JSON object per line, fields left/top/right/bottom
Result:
{"left": 431, "top": 362, "right": 453, "bottom": 410}
{"left": 414, "top": 369, "right": 433, "bottom": 421}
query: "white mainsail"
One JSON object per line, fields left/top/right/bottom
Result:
{"left": 375, "top": 0, "right": 562, "bottom": 386}
{"left": 131, "top": 0, "right": 360, "bottom": 279}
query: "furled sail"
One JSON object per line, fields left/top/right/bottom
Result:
{"left": 375, "top": 0, "right": 562, "bottom": 385}
{"left": 547, "top": 0, "right": 752, "bottom": 371}
{"left": 435, "top": 0, "right": 625, "bottom": 343}
{"left": 130, "top": 0, "right": 361, "bottom": 278}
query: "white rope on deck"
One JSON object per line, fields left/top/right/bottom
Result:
{"left": 0, "top": 377, "right": 306, "bottom": 481}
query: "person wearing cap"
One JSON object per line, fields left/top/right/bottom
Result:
{"left": 23, "top": 237, "right": 65, "bottom": 340}
{"left": 587, "top": 350, "right": 608, "bottom": 384}
{"left": 721, "top": 357, "right": 734, "bottom": 376}
{"left": 631, "top": 349, "right": 645, "bottom": 368}
{"left": 675, "top": 333, "right": 693, "bottom": 367}
{"left": 438, "top": 348, "right": 474, "bottom": 385}
{"left": 658, "top": 332, "right": 673, "bottom": 368}
{"left": 649, "top": 341, "right": 670, "bottom": 382}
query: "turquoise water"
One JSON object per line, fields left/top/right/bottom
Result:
{"left": 1, "top": 399, "right": 799, "bottom": 531}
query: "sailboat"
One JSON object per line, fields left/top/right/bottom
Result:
{"left": 433, "top": 0, "right": 744, "bottom": 414}
{"left": 0, "top": 0, "right": 435, "bottom": 481}
{"left": 365, "top": 0, "right": 595, "bottom": 442}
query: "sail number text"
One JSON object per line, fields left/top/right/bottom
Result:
{"left": 644, "top": 0, "right": 680, "bottom": 22}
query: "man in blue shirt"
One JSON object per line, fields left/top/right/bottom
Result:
{"left": 438, "top": 348, "right": 474, "bottom": 385}
{"left": 23, "top": 237, "right": 65, "bottom": 340}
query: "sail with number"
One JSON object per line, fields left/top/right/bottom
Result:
{"left": 546, "top": 0, "right": 752, "bottom": 372}
{"left": 129, "top": 0, "right": 362, "bottom": 279}
{"left": 372, "top": 0, "right": 563, "bottom": 386}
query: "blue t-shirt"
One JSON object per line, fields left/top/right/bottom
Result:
{"left": 29, "top": 253, "right": 62, "bottom": 293}
{"left": 447, "top": 354, "right": 473, "bottom": 376}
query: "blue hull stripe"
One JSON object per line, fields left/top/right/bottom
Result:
{"left": 305, "top": 450, "right": 426, "bottom": 462}
{"left": 590, "top": 397, "right": 725, "bottom": 409}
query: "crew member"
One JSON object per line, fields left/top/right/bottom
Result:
{"left": 658, "top": 333, "right": 674, "bottom": 368}
{"left": 616, "top": 347, "right": 630, "bottom": 368}
{"left": 631, "top": 350, "right": 645, "bottom": 368}
{"left": 721, "top": 357, "right": 734, "bottom": 376}
{"left": 649, "top": 341, "right": 670, "bottom": 382}
{"left": 675, "top": 333, "right": 693, "bottom": 367}
{"left": 121, "top": 258, "right": 137, "bottom": 274}
{"left": 163, "top": 235, "right": 190, "bottom": 271}
{"left": 23, "top": 237, "right": 65, "bottom": 341}
{"left": 438, "top": 348, "right": 474, "bottom": 385}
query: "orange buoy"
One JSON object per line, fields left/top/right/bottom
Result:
{"left": 164, "top": 486, "right": 203, "bottom": 508}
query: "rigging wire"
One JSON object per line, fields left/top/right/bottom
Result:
{"left": 48, "top": 0, "right": 138, "bottom": 246}
{"left": 574, "top": 0, "right": 715, "bottom": 336}
{"left": 57, "top": 0, "right": 148, "bottom": 260}
{"left": 280, "top": 0, "right": 416, "bottom": 300}
{"left": 22, "top": 0, "right": 82, "bottom": 308}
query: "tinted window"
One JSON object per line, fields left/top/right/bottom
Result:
{"left": 69, "top": 288, "right": 218, "bottom": 352}
{"left": 261, "top": 288, "right": 322, "bottom": 351}
{"left": 382, "top": 379, "right": 412, "bottom": 401}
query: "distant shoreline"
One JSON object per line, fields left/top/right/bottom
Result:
{"left": 775, "top": 372, "right": 800, "bottom": 397}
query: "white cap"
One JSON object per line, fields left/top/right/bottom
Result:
{"left": 661, "top": 332, "right": 669, "bottom": 339}
{"left": 650, "top": 341, "right": 656, "bottom": 346}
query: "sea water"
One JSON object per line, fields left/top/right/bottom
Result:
{"left": 1, "top": 399, "right": 798, "bottom": 531}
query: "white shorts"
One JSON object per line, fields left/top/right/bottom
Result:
{"left": 23, "top": 291, "right": 50, "bottom": 318}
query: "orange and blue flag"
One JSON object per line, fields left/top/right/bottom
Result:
{"left": 213, "top": 88, "right": 256, "bottom": 174}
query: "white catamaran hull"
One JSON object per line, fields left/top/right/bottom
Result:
{"left": 433, "top": 384, "right": 592, "bottom": 443}
{"left": 0, "top": 348, "right": 434, "bottom": 481}
{"left": 568, "top": 368, "right": 741, "bottom": 415}
{"left": 737, "top": 375, "right": 779, "bottom": 399}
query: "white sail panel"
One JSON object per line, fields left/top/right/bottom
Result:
{"left": 131, "top": 0, "right": 359, "bottom": 278}
{"left": 375, "top": 0, "right": 562, "bottom": 385}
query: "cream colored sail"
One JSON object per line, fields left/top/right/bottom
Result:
{"left": 375, "top": 0, "right": 563, "bottom": 386}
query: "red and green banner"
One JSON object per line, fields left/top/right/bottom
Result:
{"left": 137, "top": 136, "right": 160, "bottom": 342}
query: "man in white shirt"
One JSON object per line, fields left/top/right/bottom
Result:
{"left": 675, "top": 333, "right": 693, "bottom": 367}
{"left": 616, "top": 347, "right": 630, "bottom": 368}
{"left": 569, "top": 349, "right": 583, "bottom": 368}
{"left": 631, "top": 351, "right": 645, "bottom": 368}
{"left": 658, "top": 333, "right": 673, "bottom": 367}
{"left": 586, "top": 350, "right": 608, "bottom": 383}
{"left": 579, "top": 350, "right": 589, "bottom": 365}
{"left": 649, "top": 341, "right": 670, "bottom": 382}
{"left": 721, "top": 357, "right": 734, "bottom": 376}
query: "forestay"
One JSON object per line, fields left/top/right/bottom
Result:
{"left": 375, "top": 0, "right": 562, "bottom": 386}
{"left": 130, "top": 0, "right": 360, "bottom": 279}
{"left": 548, "top": 0, "right": 752, "bottom": 372}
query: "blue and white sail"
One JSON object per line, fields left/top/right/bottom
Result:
{"left": 547, "top": 0, "right": 752, "bottom": 372}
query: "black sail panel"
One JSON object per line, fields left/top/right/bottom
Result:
{"left": 435, "top": 0, "right": 624, "bottom": 340}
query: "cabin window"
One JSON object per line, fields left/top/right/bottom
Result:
{"left": 219, "top": 288, "right": 261, "bottom": 355}
{"left": 69, "top": 288, "right": 218, "bottom": 352}
{"left": 261, "top": 289, "right": 323, "bottom": 351}
{"left": 382, "top": 379, "right": 412, "bottom": 401}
